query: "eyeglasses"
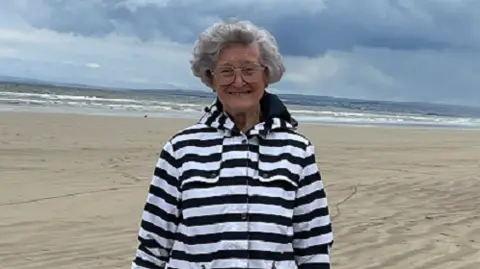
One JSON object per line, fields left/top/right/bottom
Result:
{"left": 212, "top": 64, "right": 265, "bottom": 86}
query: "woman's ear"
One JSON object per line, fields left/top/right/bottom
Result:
{"left": 206, "top": 69, "right": 213, "bottom": 80}
{"left": 206, "top": 70, "right": 216, "bottom": 92}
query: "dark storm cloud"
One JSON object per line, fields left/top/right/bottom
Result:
{"left": 9, "top": 0, "right": 480, "bottom": 57}
{"left": 1, "top": 0, "right": 478, "bottom": 106}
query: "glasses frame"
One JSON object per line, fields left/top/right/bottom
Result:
{"left": 211, "top": 63, "right": 266, "bottom": 86}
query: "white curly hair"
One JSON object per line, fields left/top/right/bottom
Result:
{"left": 190, "top": 19, "right": 286, "bottom": 88}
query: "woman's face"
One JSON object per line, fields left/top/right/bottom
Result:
{"left": 211, "top": 42, "right": 268, "bottom": 115}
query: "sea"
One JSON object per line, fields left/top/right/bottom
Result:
{"left": 1, "top": 81, "right": 480, "bottom": 130}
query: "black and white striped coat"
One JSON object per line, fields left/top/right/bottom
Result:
{"left": 132, "top": 92, "right": 334, "bottom": 269}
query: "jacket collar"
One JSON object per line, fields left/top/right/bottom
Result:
{"left": 198, "top": 91, "right": 298, "bottom": 137}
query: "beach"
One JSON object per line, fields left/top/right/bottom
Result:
{"left": 1, "top": 111, "right": 479, "bottom": 269}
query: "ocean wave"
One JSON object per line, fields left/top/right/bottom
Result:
{"left": 1, "top": 90, "right": 479, "bottom": 129}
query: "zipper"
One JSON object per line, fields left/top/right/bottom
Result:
{"left": 243, "top": 133, "right": 251, "bottom": 265}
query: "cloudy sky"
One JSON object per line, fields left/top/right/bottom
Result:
{"left": 0, "top": 0, "right": 479, "bottom": 106}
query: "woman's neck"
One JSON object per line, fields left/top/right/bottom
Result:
{"left": 228, "top": 105, "right": 261, "bottom": 132}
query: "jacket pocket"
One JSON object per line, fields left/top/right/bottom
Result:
{"left": 257, "top": 171, "right": 298, "bottom": 192}
{"left": 178, "top": 164, "right": 222, "bottom": 221}
{"left": 258, "top": 172, "right": 298, "bottom": 186}
{"left": 181, "top": 170, "right": 220, "bottom": 187}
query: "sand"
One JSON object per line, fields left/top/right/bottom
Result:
{"left": 0, "top": 111, "right": 479, "bottom": 269}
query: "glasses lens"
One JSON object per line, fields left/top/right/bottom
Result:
{"left": 216, "top": 67, "right": 235, "bottom": 85}
{"left": 241, "top": 65, "right": 262, "bottom": 82}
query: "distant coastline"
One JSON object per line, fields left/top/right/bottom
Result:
{"left": 1, "top": 78, "right": 480, "bottom": 130}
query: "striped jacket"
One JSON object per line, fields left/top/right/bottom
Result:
{"left": 132, "top": 92, "right": 334, "bottom": 269}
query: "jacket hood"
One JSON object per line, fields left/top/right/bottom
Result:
{"left": 198, "top": 91, "right": 298, "bottom": 137}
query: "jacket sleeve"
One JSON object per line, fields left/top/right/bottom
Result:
{"left": 132, "top": 141, "right": 181, "bottom": 269}
{"left": 293, "top": 142, "right": 334, "bottom": 269}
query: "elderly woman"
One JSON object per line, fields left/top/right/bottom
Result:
{"left": 131, "top": 20, "right": 334, "bottom": 269}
